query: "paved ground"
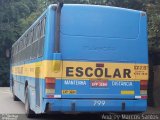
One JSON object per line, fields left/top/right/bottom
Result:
{"left": 0, "top": 87, "right": 25, "bottom": 114}
{"left": 0, "top": 87, "right": 160, "bottom": 120}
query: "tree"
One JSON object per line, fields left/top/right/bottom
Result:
{"left": 0, "top": 0, "right": 39, "bottom": 86}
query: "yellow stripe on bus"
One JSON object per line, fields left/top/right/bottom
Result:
{"left": 11, "top": 60, "right": 148, "bottom": 80}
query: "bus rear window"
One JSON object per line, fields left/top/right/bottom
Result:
{"left": 61, "top": 5, "right": 140, "bottom": 39}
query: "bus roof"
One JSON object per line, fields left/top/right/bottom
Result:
{"left": 12, "top": 4, "right": 145, "bottom": 48}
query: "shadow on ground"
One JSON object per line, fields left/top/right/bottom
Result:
{"left": 17, "top": 113, "right": 103, "bottom": 120}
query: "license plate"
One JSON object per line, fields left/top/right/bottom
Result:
{"left": 91, "top": 80, "right": 108, "bottom": 87}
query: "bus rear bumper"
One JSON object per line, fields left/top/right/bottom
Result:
{"left": 45, "top": 99, "right": 147, "bottom": 113}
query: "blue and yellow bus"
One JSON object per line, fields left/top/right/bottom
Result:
{"left": 10, "top": 3, "right": 148, "bottom": 117}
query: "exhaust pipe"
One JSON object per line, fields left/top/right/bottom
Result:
{"left": 54, "top": 0, "right": 64, "bottom": 53}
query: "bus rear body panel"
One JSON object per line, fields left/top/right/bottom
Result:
{"left": 44, "top": 5, "right": 148, "bottom": 113}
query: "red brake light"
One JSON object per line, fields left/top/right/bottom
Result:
{"left": 141, "top": 96, "right": 147, "bottom": 99}
{"left": 140, "top": 80, "right": 148, "bottom": 99}
{"left": 45, "top": 77, "right": 55, "bottom": 94}
{"left": 140, "top": 80, "right": 148, "bottom": 90}
{"left": 46, "top": 77, "right": 55, "bottom": 84}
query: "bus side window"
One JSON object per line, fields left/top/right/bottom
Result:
{"left": 30, "top": 26, "right": 37, "bottom": 59}
{"left": 34, "top": 26, "right": 37, "bottom": 42}
{"left": 19, "top": 40, "right": 22, "bottom": 62}
{"left": 24, "top": 34, "right": 28, "bottom": 61}
{"left": 41, "top": 18, "right": 46, "bottom": 37}
{"left": 38, "top": 17, "right": 46, "bottom": 57}
{"left": 38, "top": 21, "right": 42, "bottom": 58}
{"left": 25, "top": 34, "right": 29, "bottom": 47}
{"left": 36, "top": 23, "right": 41, "bottom": 58}
{"left": 30, "top": 29, "right": 34, "bottom": 60}
{"left": 17, "top": 42, "right": 19, "bottom": 63}
{"left": 31, "top": 25, "right": 37, "bottom": 59}
{"left": 21, "top": 39, "right": 24, "bottom": 62}
{"left": 22, "top": 37, "right": 25, "bottom": 61}
{"left": 37, "top": 23, "right": 41, "bottom": 40}
{"left": 30, "top": 29, "right": 33, "bottom": 45}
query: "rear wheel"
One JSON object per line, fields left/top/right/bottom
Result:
{"left": 25, "top": 86, "right": 35, "bottom": 118}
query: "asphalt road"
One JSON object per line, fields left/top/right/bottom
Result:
{"left": 0, "top": 87, "right": 160, "bottom": 120}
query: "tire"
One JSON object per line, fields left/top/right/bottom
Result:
{"left": 12, "top": 81, "right": 19, "bottom": 101}
{"left": 13, "top": 93, "right": 19, "bottom": 101}
{"left": 25, "top": 86, "right": 35, "bottom": 118}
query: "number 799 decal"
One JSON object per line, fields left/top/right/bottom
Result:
{"left": 94, "top": 100, "right": 106, "bottom": 106}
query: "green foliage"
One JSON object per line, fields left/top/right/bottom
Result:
{"left": 0, "top": 0, "right": 160, "bottom": 86}
{"left": 0, "top": 0, "right": 39, "bottom": 86}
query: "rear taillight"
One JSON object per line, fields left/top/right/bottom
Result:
{"left": 141, "top": 95, "right": 147, "bottom": 99}
{"left": 140, "top": 80, "right": 148, "bottom": 99}
{"left": 140, "top": 80, "right": 148, "bottom": 90}
{"left": 45, "top": 77, "right": 55, "bottom": 95}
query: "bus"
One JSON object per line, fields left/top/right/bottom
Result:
{"left": 10, "top": 2, "right": 148, "bottom": 117}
